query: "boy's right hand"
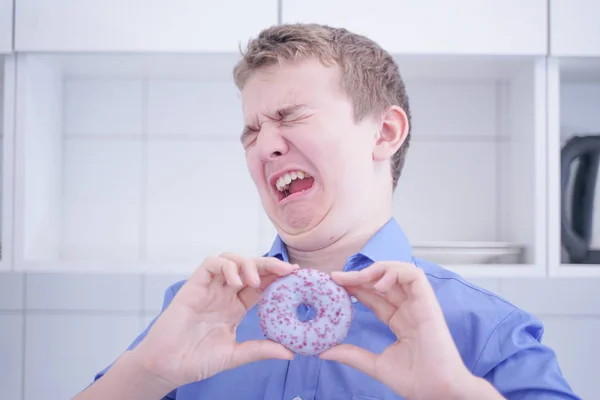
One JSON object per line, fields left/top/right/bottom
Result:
{"left": 131, "top": 253, "right": 298, "bottom": 392}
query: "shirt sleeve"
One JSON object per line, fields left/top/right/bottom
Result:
{"left": 92, "top": 280, "right": 186, "bottom": 400}
{"left": 472, "top": 308, "right": 581, "bottom": 400}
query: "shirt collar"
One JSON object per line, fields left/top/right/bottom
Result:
{"left": 264, "top": 217, "right": 413, "bottom": 269}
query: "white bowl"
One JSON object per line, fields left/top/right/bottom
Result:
{"left": 411, "top": 241, "right": 525, "bottom": 265}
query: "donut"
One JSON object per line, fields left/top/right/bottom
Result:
{"left": 257, "top": 267, "right": 354, "bottom": 356}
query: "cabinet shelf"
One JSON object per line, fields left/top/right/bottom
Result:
{"left": 13, "top": 53, "right": 264, "bottom": 273}
{"left": 388, "top": 55, "right": 547, "bottom": 277}
{"left": 249, "top": 54, "right": 547, "bottom": 277}
{"left": 10, "top": 53, "right": 549, "bottom": 275}
{"left": 0, "top": 55, "right": 15, "bottom": 271}
{"left": 0, "top": 2, "right": 596, "bottom": 278}
{"left": 548, "top": 57, "right": 600, "bottom": 277}
{"left": 0, "top": 0, "right": 12, "bottom": 53}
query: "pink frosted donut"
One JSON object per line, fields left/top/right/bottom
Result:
{"left": 257, "top": 267, "right": 354, "bottom": 356}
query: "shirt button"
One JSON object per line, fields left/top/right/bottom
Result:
{"left": 350, "top": 296, "right": 357, "bottom": 303}
{"left": 292, "top": 397, "right": 302, "bottom": 400}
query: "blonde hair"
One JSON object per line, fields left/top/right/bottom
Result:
{"left": 233, "top": 23, "right": 412, "bottom": 190}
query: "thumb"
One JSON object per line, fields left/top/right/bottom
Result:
{"left": 231, "top": 340, "right": 294, "bottom": 368}
{"left": 319, "top": 344, "right": 378, "bottom": 378}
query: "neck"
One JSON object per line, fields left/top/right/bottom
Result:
{"left": 286, "top": 211, "right": 392, "bottom": 274}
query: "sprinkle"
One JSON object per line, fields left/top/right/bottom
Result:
{"left": 257, "top": 268, "right": 354, "bottom": 356}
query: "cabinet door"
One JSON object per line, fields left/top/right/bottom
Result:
{"left": 550, "top": 0, "right": 600, "bottom": 56}
{"left": 15, "top": 0, "right": 277, "bottom": 52}
{"left": 282, "top": 0, "right": 547, "bottom": 55}
{"left": 0, "top": 0, "right": 13, "bottom": 53}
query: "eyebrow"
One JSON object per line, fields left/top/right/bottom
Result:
{"left": 240, "top": 104, "right": 308, "bottom": 143}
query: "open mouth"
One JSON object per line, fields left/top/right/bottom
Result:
{"left": 274, "top": 170, "right": 315, "bottom": 202}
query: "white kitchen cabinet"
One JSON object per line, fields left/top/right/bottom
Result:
{"left": 281, "top": 0, "right": 547, "bottom": 56}
{"left": 547, "top": 0, "right": 600, "bottom": 277}
{"left": 10, "top": 52, "right": 548, "bottom": 277}
{"left": 550, "top": 0, "right": 600, "bottom": 56}
{"left": 0, "top": 0, "right": 13, "bottom": 53}
{"left": 389, "top": 56, "right": 548, "bottom": 278}
{"left": 0, "top": 56, "right": 15, "bottom": 271}
{"left": 263, "top": 56, "right": 547, "bottom": 277}
{"left": 13, "top": 53, "right": 262, "bottom": 273}
{"left": 547, "top": 58, "right": 600, "bottom": 277}
{"left": 14, "top": 0, "right": 277, "bottom": 52}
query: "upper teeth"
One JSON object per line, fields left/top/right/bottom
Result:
{"left": 275, "top": 170, "right": 310, "bottom": 191}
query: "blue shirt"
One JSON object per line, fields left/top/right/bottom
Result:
{"left": 94, "top": 218, "right": 580, "bottom": 399}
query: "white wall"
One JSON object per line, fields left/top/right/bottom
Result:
{"left": 0, "top": 75, "right": 598, "bottom": 399}
{"left": 13, "top": 56, "right": 548, "bottom": 272}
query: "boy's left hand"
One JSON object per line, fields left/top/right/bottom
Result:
{"left": 319, "top": 261, "right": 505, "bottom": 400}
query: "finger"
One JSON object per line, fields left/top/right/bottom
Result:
{"left": 383, "top": 284, "right": 408, "bottom": 308}
{"left": 372, "top": 268, "right": 399, "bottom": 293}
{"left": 346, "top": 286, "right": 396, "bottom": 326}
{"left": 240, "top": 259, "right": 261, "bottom": 288}
{"left": 236, "top": 260, "right": 298, "bottom": 310}
{"left": 219, "top": 253, "right": 260, "bottom": 288}
{"left": 330, "top": 263, "right": 387, "bottom": 286}
{"left": 231, "top": 340, "right": 294, "bottom": 368}
{"left": 256, "top": 274, "right": 280, "bottom": 291}
{"left": 253, "top": 257, "right": 299, "bottom": 277}
{"left": 224, "top": 260, "right": 244, "bottom": 287}
{"left": 186, "top": 255, "right": 296, "bottom": 289}
{"left": 332, "top": 262, "right": 423, "bottom": 288}
{"left": 319, "top": 344, "right": 378, "bottom": 379}
{"left": 221, "top": 254, "right": 297, "bottom": 284}
{"left": 237, "top": 273, "right": 283, "bottom": 311}
{"left": 205, "top": 258, "right": 243, "bottom": 288}
{"left": 372, "top": 269, "right": 409, "bottom": 306}
{"left": 186, "top": 256, "right": 225, "bottom": 287}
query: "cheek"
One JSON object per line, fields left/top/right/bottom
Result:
{"left": 245, "top": 151, "right": 265, "bottom": 187}
{"left": 297, "top": 124, "right": 340, "bottom": 156}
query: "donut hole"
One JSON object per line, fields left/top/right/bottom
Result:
{"left": 296, "top": 302, "right": 317, "bottom": 322}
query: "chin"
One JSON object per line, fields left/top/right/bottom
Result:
{"left": 260, "top": 184, "right": 349, "bottom": 250}
{"left": 273, "top": 210, "right": 348, "bottom": 251}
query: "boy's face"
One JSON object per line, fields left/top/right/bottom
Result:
{"left": 240, "top": 58, "right": 402, "bottom": 249}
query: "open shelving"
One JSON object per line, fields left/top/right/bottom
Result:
{"left": 7, "top": 52, "right": 548, "bottom": 277}
{"left": 0, "top": 55, "right": 15, "bottom": 272}
{"left": 547, "top": 57, "right": 600, "bottom": 277}
{"left": 12, "top": 53, "right": 264, "bottom": 273}
{"left": 390, "top": 55, "right": 547, "bottom": 277}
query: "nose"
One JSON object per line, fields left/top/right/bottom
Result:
{"left": 256, "top": 124, "right": 289, "bottom": 161}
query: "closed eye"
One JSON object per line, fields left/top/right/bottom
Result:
{"left": 241, "top": 105, "right": 313, "bottom": 147}
{"left": 240, "top": 126, "right": 259, "bottom": 147}
{"left": 274, "top": 104, "right": 311, "bottom": 122}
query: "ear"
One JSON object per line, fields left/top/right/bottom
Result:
{"left": 372, "top": 105, "right": 409, "bottom": 162}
